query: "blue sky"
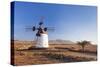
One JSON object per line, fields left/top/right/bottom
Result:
{"left": 13, "top": 1, "right": 97, "bottom": 43}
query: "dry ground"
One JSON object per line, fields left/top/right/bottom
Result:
{"left": 11, "top": 40, "right": 97, "bottom": 66}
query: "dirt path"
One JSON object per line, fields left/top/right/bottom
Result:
{"left": 66, "top": 51, "right": 97, "bottom": 60}
{"left": 14, "top": 49, "right": 97, "bottom": 66}
{"left": 14, "top": 51, "right": 61, "bottom": 66}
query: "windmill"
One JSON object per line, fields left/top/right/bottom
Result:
{"left": 26, "top": 17, "right": 54, "bottom": 48}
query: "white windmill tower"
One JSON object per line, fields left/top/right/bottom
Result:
{"left": 35, "top": 17, "right": 48, "bottom": 48}
{"left": 26, "top": 17, "right": 54, "bottom": 48}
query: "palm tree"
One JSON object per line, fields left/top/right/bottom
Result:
{"left": 77, "top": 40, "right": 91, "bottom": 52}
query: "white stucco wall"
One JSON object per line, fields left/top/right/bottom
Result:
{"left": 36, "top": 34, "right": 49, "bottom": 48}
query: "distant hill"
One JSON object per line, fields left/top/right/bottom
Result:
{"left": 14, "top": 39, "right": 75, "bottom": 45}
{"left": 49, "top": 39, "right": 75, "bottom": 45}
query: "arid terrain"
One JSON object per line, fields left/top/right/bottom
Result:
{"left": 11, "top": 40, "right": 97, "bottom": 66}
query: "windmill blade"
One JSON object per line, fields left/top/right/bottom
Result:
{"left": 34, "top": 34, "right": 37, "bottom": 45}
{"left": 45, "top": 27, "right": 55, "bottom": 31}
{"left": 25, "top": 27, "right": 33, "bottom": 32}
{"left": 39, "top": 16, "right": 45, "bottom": 25}
{"left": 25, "top": 25, "right": 33, "bottom": 31}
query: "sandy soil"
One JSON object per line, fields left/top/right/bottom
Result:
{"left": 11, "top": 40, "right": 97, "bottom": 66}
